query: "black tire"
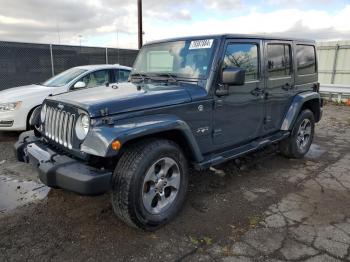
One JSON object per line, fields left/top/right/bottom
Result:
{"left": 280, "top": 109, "right": 315, "bottom": 158}
{"left": 111, "top": 138, "right": 188, "bottom": 230}
{"left": 26, "top": 106, "right": 39, "bottom": 130}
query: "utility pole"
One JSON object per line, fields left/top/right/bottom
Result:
{"left": 137, "top": 0, "right": 143, "bottom": 49}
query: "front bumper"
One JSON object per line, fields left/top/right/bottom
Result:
{"left": 0, "top": 110, "right": 27, "bottom": 131}
{"left": 14, "top": 131, "right": 112, "bottom": 195}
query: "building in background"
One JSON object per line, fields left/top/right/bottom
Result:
{"left": 317, "top": 41, "right": 350, "bottom": 85}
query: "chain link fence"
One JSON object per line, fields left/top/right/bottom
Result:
{"left": 0, "top": 41, "right": 138, "bottom": 91}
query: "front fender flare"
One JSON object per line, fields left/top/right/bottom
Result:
{"left": 281, "top": 91, "right": 321, "bottom": 131}
{"left": 81, "top": 114, "right": 203, "bottom": 162}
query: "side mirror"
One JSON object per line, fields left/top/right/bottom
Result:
{"left": 221, "top": 67, "right": 245, "bottom": 86}
{"left": 73, "top": 81, "right": 86, "bottom": 89}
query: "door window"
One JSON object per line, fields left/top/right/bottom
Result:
{"left": 267, "top": 44, "right": 291, "bottom": 78}
{"left": 296, "top": 45, "right": 316, "bottom": 75}
{"left": 118, "top": 69, "right": 131, "bottom": 82}
{"left": 223, "top": 43, "right": 259, "bottom": 81}
{"left": 78, "top": 70, "right": 109, "bottom": 88}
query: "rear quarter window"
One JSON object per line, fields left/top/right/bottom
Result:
{"left": 296, "top": 45, "right": 316, "bottom": 75}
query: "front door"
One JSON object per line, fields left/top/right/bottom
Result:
{"left": 213, "top": 40, "right": 265, "bottom": 147}
{"left": 262, "top": 41, "right": 294, "bottom": 134}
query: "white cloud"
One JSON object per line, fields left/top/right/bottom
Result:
{"left": 201, "top": 0, "right": 242, "bottom": 9}
{"left": 144, "top": 6, "right": 350, "bottom": 43}
{"left": 266, "top": 0, "right": 332, "bottom": 6}
{"left": 0, "top": 0, "right": 349, "bottom": 49}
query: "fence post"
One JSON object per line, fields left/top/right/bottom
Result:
{"left": 331, "top": 44, "right": 340, "bottom": 84}
{"left": 50, "top": 44, "right": 55, "bottom": 76}
{"left": 105, "top": 47, "right": 108, "bottom": 64}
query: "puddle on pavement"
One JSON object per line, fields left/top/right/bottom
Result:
{"left": 305, "top": 144, "right": 326, "bottom": 159}
{"left": 0, "top": 175, "right": 50, "bottom": 214}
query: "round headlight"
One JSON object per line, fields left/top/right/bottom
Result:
{"left": 75, "top": 114, "right": 90, "bottom": 140}
{"left": 40, "top": 104, "right": 47, "bottom": 123}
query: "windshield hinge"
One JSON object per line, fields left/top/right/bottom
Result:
{"left": 100, "top": 108, "right": 109, "bottom": 116}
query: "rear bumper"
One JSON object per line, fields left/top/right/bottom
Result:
{"left": 319, "top": 98, "right": 324, "bottom": 121}
{"left": 15, "top": 131, "right": 112, "bottom": 195}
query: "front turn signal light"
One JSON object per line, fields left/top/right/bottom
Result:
{"left": 112, "top": 140, "right": 122, "bottom": 151}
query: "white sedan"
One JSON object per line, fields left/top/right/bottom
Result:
{"left": 0, "top": 64, "right": 131, "bottom": 131}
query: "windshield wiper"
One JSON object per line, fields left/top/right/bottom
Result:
{"left": 152, "top": 73, "right": 178, "bottom": 83}
{"left": 130, "top": 72, "right": 148, "bottom": 83}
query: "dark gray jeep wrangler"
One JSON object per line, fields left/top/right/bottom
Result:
{"left": 15, "top": 34, "right": 322, "bottom": 230}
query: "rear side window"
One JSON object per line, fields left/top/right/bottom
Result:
{"left": 267, "top": 44, "right": 291, "bottom": 78}
{"left": 223, "top": 43, "right": 259, "bottom": 81}
{"left": 296, "top": 45, "right": 316, "bottom": 75}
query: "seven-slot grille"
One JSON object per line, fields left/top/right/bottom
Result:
{"left": 44, "top": 105, "right": 75, "bottom": 149}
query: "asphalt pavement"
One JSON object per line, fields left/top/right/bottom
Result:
{"left": 0, "top": 104, "right": 349, "bottom": 262}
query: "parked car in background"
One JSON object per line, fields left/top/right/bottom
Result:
{"left": 0, "top": 64, "right": 131, "bottom": 131}
{"left": 16, "top": 34, "right": 322, "bottom": 230}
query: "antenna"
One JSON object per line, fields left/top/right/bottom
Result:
{"left": 116, "top": 29, "right": 120, "bottom": 63}
{"left": 56, "top": 20, "right": 61, "bottom": 44}
{"left": 78, "top": 35, "right": 83, "bottom": 47}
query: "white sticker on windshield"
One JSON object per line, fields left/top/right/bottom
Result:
{"left": 189, "top": 39, "right": 213, "bottom": 50}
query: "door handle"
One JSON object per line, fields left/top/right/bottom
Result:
{"left": 250, "top": 88, "right": 264, "bottom": 96}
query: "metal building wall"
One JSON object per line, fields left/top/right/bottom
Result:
{"left": 317, "top": 41, "right": 350, "bottom": 85}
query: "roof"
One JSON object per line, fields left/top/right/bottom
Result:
{"left": 145, "top": 34, "right": 315, "bottom": 45}
{"left": 74, "top": 64, "right": 132, "bottom": 71}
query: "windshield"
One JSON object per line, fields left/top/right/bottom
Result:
{"left": 42, "top": 68, "right": 88, "bottom": 87}
{"left": 132, "top": 39, "right": 216, "bottom": 79}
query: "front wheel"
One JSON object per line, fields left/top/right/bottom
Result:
{"left": 280, "top": 109, "right": 315, "bottom": 158}
{"left": 111, "top": 139, "right": 188, "bottom": 230}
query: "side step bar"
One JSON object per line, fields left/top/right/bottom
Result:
{"left": 194, "top": 131, "right": 290, "bottom": 170}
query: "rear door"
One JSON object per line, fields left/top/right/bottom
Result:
{"left": 263, "top": 41, "right": 294, "bottom": 134}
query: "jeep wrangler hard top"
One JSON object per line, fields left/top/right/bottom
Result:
{"left": 15, "top": 34, "right": 322, "bottom": 230}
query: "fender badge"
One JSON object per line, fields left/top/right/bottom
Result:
{"left": 198, "top": 105, "right": 204, "bottom": 112}
{"left": 196, "top": 127, "right": 209, "bottom": 134}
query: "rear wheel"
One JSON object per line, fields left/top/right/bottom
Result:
{"left": 280, "top": 109, "right": 315, "bottom": 158}
{"left": 111, "top": 139, "right": 188, "bottom": 230}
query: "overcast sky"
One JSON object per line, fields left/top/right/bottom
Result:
{"left": 0, "top": 0, "right": 349, "bottom": 49}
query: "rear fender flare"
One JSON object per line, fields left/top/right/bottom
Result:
{"left": 281, "top": 92, "right": 321, "bottom": 131}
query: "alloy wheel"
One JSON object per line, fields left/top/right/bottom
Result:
{"left": 142, "top": 157, "right": 181, "bottom": 214}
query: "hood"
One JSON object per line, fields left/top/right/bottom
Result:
{"left": 47, "top": 82, "right": 194, "bottom": 117}
{"left": 0, "top": 84, "right": 65, "bottom": 103}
